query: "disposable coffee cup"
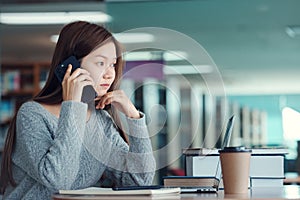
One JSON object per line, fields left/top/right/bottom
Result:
{"left": 219, "top": 146, "right": 252, "bottom": 194}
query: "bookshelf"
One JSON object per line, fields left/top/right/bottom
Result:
{"left": 0, "top": 62, "right": 50, "bottom": 153}
{"left": 1, "top": 62, "right": 49, "bottom": 111}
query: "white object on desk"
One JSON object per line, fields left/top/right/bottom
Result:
{"left": 59, "top": 187, "right": 181, "bottom": 196}
{"left": 184, "top": 148, "right": 288, "bottom": 188}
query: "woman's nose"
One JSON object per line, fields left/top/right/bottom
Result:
{"left": 103, "top": 66, "right": 114, "bottom": 79}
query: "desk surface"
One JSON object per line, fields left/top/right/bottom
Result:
{"left": 52, "top": 185, "right": 300, "bottom": 200}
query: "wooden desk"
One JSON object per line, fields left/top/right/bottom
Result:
{"left": 52, "top": 185, "right": 300, "bottom": 199}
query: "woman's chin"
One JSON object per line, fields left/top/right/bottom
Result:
{"left": 95, "top": 90, "right": 106, "bottom": 97}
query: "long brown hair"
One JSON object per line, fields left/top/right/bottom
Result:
{"left": 0, "top": 21, "right": 127, "bottom": 194}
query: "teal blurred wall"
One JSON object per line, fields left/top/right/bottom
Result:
{"left": 228, "top": 94, "right": 300, "bottom": 145}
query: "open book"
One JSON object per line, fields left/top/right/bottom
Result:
{"left": 59, "top": 187, "right": 181, "bottom": 196}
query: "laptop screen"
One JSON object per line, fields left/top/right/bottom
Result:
{"left": 221, "top": 115, "right": 235, "bottom": 149}
{"left": 214, "top": 115, "right": 235, "bottom": 187}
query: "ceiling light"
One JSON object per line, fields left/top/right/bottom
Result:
{"left": 163, "top": 51, "right": 188, "bottom": 61}
{"left": 123, "top": 52, "right": 153, "bottom": 61}
{"left": 113, "top": 33, "right": 154, "bottom": 43}
{"left": 163, "top": 65, "right": 213, "bottom": 75}
{"left": 0, "top": 11, "right": 112, "bottom": 25}
{"left": 51, "top": 32, "right": 154, "bottom": 44}
{"left": 122, "top": 51, "right": 188, "bottom": 61}
{"left": 50, "top": 35, "right": 59, "bottom": 43}
{"left": 286, "top": 26, "right": 300, "bottom": 38}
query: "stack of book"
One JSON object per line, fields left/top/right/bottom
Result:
{"left": 163, "top": 176, "right": 217, "bottom": 187}
{"left": 162, "top": 176, "right": 220, "bottom": 192}
{"left": 183, "top": 147, "right": 288, "bottom": 188}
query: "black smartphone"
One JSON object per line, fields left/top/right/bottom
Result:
{"left": 55, "top": 55, "right": 97, "bottom": 103}
{"left": 55, "top": 56, "right": 81, "bottom": 83}
{"left": 112, "top": 185, "right": 162, "bottom": 191}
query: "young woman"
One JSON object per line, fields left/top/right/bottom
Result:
{"left": 0, "top": 21, "right": 155, "bottom": 199}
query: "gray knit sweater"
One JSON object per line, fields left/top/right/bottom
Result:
{"left": 3, "top": 101, "right": 155, "bottom": 200}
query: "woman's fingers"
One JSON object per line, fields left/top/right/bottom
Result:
{"left": 96, "top": 90, "right": 140, "bottom": 118}
{"left": 66, "top": 68, "right": 94, "bottom": 89}
{"left": 96, "top": 90, "right": 125, "bottom": 109}
{"left": 96, "top": 92, "right": 113, "bottom": 109}
{"left": 95, "top": 90, "right": 139, "bottom": 118}
{"left": 62, "top": 65, "right": 95, "bottom": 102}
{"left": 68, "top": 68, "right": 91, "bottom": 81}
{"left": 62, "top": 64, "right": 72, "bottom": 83}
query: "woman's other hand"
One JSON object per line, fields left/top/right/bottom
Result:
{"left": 95, "top": 90, "right": 140, "bottom": 119}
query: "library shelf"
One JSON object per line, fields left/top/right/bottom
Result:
{"left": 1, "top": 61, "right": 50, "bottom": 153}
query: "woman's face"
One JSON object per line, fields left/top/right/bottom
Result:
{"left": 81, "top": 41, "right": 117, "bottom": 97}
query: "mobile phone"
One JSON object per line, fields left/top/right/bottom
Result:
{"left": 55, "top": 56, "right": 81, "bottom": 83}
{"left": 112, "top": 185, "right": 162, "bottom": 191}
{"left": 55, "top": 55, "right": 97, "bottom": 103}
{"left": 81, "top": 85, "right": 97, "bottom": 103}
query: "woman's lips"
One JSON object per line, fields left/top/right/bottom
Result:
{"left": 100, "top": 84, "right": 110, "bottom": 88}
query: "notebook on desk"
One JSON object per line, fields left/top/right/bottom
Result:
{"left": 59, "top": 186, "right": 181, "bottom": 196}
{"left": 164, "top": 115, "right": 235, "bottom": 193}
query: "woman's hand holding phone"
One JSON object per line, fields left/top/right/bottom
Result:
{"left": 95, "top": 90, "right": 140, "bottom": 119}
{"left": 62, "top": 64, "right": 95, "bottom": 102}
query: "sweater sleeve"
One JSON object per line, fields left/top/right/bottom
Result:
{"left": 12, "top": 101, "right": 87, "bottom": 190}
{"left": 100, "top": 112, "right": 156, "bottom": 187}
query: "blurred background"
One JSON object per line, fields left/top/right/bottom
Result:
{"left": 1, "top": 0, "right": 300, "bottom": 184}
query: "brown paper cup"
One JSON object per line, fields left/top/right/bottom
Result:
{"left": 219, "top": 147, "right": 252, "bottom": 194}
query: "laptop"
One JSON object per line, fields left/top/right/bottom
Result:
{"left": 181, "top": 115, "right": 235, "bottom": 193}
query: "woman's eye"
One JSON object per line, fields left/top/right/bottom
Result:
{"left": 97, "top": 61, "right": 105, "bottom": 66}
{"left": 110, "top": 63, "right": 116, "bottom": 68}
